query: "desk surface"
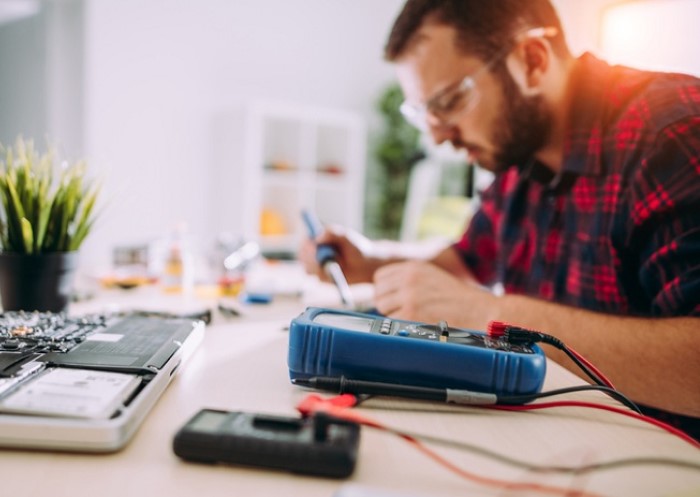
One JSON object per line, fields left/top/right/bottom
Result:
{"left": 1, "top": 285, "right": 699, "bottom": 497}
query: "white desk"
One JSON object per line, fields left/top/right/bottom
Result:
{"left": 1, "top": 286, "right": 699, "bottom": 497}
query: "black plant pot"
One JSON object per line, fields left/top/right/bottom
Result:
{"left": 0, "top": 252, "right": 79, "bottom": 313}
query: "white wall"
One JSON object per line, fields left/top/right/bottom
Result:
{"left": 81, "top": 0, "right": 404, "bottom": 272}
{"left": 553, "top": 0, "right": 614, "bottom": 56}
{"left": 0, "top": 6, "right": 48, "bottom": 144}
{"left": 554, "top": 0, "right": 700, "bottom": 75}
{"left": 599, "top": 0, "right": 700, "bottom": 75}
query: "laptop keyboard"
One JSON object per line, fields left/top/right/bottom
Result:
{"left": 0, "top": 311, "right": 110, "bottom": 354}
{"left": 0, "top": 312, "right": 112, "bottom": 397}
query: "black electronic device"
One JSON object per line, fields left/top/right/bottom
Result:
{"left": 173, "top": 409, "right": 360, "bottom": 478}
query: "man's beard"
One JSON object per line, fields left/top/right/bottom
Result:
{"left": 489, "top": 64, "right": 553, "bottom": 173}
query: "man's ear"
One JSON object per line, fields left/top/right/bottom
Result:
{"left": 505, "top": 38, "right": 550, "bottom": 96}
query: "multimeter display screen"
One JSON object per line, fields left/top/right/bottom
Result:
{"left": 190, "top": 411, "right": 226, "bottom": 433}
{"left": 313, "top": 313, "right": 373, "bottom": 333}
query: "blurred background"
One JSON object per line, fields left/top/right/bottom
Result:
{"left": 1, "top": 0, "right": 698, "bottom": 288}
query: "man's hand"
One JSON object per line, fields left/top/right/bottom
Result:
{"left": 298, "top": 227, "right": 378, "bottom": 284}
{"left": 373, "top": 260, "right": 497, "bottom": 328}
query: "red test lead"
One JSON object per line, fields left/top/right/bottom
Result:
{"left": 487, "top": 320, "right": 616, "bottom": 390}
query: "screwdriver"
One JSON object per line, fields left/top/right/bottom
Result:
{"left": 301, "top": 210, "right": 355, "bottom": 309}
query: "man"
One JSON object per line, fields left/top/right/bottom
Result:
{"left": 300, "top": 0, "right": 700, "bottom": 437}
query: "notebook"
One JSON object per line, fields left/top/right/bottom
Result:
{"left": 0, "top": 311, "right": 204, "bottom": 452}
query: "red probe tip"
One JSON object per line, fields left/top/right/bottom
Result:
{"left": 486, "top": 320, "right": 508, "bottom": 337}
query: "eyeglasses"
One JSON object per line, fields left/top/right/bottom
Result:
{"left": 399, "top": 27, "right": 558, "bottom": 131}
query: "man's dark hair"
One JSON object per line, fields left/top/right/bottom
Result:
{"left": 384, "top": 0, "right": 568, "bottom": 62}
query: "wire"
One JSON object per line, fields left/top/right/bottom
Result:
{"left": 487, "top": 321, "right": 612, "bottom": 385}
{"left": 568, "top": 347, "right": 615, "bottom": 389}
{"left": 560, "top": 346, "right": 614, "bottom": 389}
{"left": 352, "top": 383, "right": 640, "bottom": 416}
{"left": 485, "top": 321, "right": 700, "bottom": 447}
{"left": 297, "top": 394, "right": 606, "bottom": 497}
{"left": 308, "top": 394, "right": 700, "bottom": 473}
{"left": 381, "top": 424, "right": 700, "bottom": 474}
{"left": 392, "top": 426, "right": 605, "bottom": 497}
{"left": 355, "top": 384, "right": 696, "bottom": 448}
{"left": 498, "top": 384, "right": 640, "bottom": 413}
{"left": 487, "top": 321, "right": 627, "bottom": 408}
{"left": 487, "top": 400, "right": 700, "bottom": 450}
{"left": 299, "top": 391, "right": 700, "bottom": 497}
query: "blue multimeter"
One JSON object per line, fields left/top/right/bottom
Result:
{"left": 288, "top": 307, "right": 546, "bottom": 397}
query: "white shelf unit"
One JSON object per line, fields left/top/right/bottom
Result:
{"left": 242, "top": 101, "right": 366, "bottom": 255}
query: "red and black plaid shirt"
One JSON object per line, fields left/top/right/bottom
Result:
{"left": 454, "top": 53, "right": 700, "bottom": 436}
{"left": 455, "top": 53, "right": 700, "bottom": 317}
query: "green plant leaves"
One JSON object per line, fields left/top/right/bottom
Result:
{"left": 0, "top": 137, "right": 99, "bottom": 254}
{"left": 373, "top": 83, "right": 424, "bottom": 238}
{"left": 69, "top": 182, "right": 99, "bottom": 251}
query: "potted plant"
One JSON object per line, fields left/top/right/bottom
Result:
{"left": 0, "top": 137, "right": 99, "bottom": 312}
{"left": 371, "top": 83, "right": 425, "bottom": 239}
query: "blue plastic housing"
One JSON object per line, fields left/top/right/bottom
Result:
{"left": 288, "top": 307, "right": 546, "bottom": 396}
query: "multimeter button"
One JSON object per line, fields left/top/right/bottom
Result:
{"left": 397, "top": 329, "right": 409, "bottom": 337}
